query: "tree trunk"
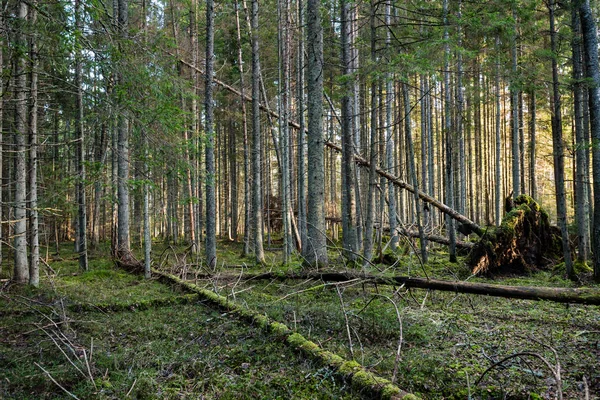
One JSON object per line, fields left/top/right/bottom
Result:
{"left": 75, "top": 0, "right": 88, "bottom": 272}
{"left": 251, "top": 0, "right": 265, "bottom": 264}
{"left": 28, "top": 0, "right": 40, "bottom": 285}
{"left": 363, "top": 0, "right": 378, "bottom": 267}
{"left": 549, "top": 0, "right": 573, "bottom": 278}
{"left": 340, "top": 0, "right": 358, "bottom": 261}
{"left": 510, "top": 6, "right": 520, "bottom": 199}
{"left": 443, "top": 0, "right": 456, "bottom": 262}
{"left": 572, "top": 3, "right": 590, "bottom": 262}
{"left": 579, "top": 0, "right": 600, "bottom": 281}
{"left": 304, "top": 0, "right": 328, "bottom": 267}
{"left": 495, "top": 34, "right": 502, "bottom": 226}
{"left": 13, "top": 0, "right": 29, "bottom": 284}
{"left": 296, "top": 0, "right": 307, "bottom": 254}
{"left": 205, "top": 0, "right": 217, "bottom": 269}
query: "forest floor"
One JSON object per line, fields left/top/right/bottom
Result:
{"left": 0, "top": 240, "right": 599, "bottom": 399}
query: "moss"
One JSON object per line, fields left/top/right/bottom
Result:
{"left": 270, "top": 321, "right": 290, "bottom": 335}
{"left": 338, "top": 360, "right": 361, "bottom": 375}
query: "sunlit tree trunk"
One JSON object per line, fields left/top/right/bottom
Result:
{"left": 13, "top": 0, "right": 29, "bottom": 283}
{"left": 296, "top": 0, "right": 307, "bottom": 254}
{"left": 117, "top": 0, "right": 130, "bottom": 252}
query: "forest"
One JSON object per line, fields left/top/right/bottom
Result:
{"left": 1, "top": 0, "right": 600, "bottom": 398}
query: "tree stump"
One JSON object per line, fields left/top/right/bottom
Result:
{"left": 469, "top": 195, "right": 563, "bottom": 275}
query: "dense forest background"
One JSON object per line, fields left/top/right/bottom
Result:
{"left": 3, "top": 0, "right": 600, "bottom": 283}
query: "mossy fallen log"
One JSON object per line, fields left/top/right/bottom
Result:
{"left": 153, "top": 269, "right": 418, "bottom": 400}
{"left": 467, "top": 195, "right": 563, "bottom": 276}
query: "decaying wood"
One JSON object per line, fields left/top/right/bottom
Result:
{"left": 468, "top": 195, "right": 563, "bottom": 276}
{"left": 186, "top": 270, "right": 600, "bottom": 305}
{"left": 399, "top": 229, "right": 474, "bottom": 249}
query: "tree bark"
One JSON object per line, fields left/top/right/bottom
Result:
{"left": 205, "top": 0, "right": 217, "bottom": 269}
{"left": 13, "top": 0, "right": 29, "bottom": 284}
{"left": 304, "top": 0, "right": 328, "bottom": 267}
{"left": 549, "top": 0, "right": 573, "bottom": 278}
{"left": 250, "top": 0, "right": 265, "bottom": 264}
{"left": 340, "top": 0, "right": 358, "bottom": 261}
{"left": 579, "top": 0, "right": 600, "bottom": 281}
{"left": 28, "top": 0, "right": 40, "bottom": 285}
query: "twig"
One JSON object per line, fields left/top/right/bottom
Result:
{"left": 126, "top": 378, "right": 137, "bottom": 397}
{"left": 35, "top": 362, "right": 81, "bottom": 400}
{"left": 336, "top": 285, "right": 354, "bottom": 358}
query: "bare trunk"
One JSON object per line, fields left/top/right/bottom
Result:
{"left": 304, "top": 0, "right": 328, "bottom": 267}
{"left": 549, "top": 0, "right": 573, "bottom": 278}
{"left": 13, "top": 0, "right": 29, "bottom": 284}
{"left": 205, "top": 0, "right": 217, "bottom": 269}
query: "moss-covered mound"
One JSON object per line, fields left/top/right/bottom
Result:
{"left": 469, "top": 195, "right": 562, "bottom": 276}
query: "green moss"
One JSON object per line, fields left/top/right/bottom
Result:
{"left": 270, "top": 321, "right": 290, "bottom": 335}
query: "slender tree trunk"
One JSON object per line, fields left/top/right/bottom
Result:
{"left": 205, "top": 0, "right": 217, "bottom": 268}
{"left": 403, "top": 82, "right": 428, "bottom": 263}
{"left": 572, "top": 5, "right": 590, "bottom": 262}
{"left": 495, "top": 34, "right": 502, "bottom": 226}
{"left": 234, "top": 0, "right": 251, "bottom": 256}
{"left": 363, "top": 0, "right": 378, "bottom": 267}
{"left": 28, "top": 0, "right": 40, "bottom": 284}
{"left": 456, "top": 0, "right": 466, "bottom": 217}
{"left": 529, "top": 90, "right": 537, "bottom": 199}
{"left": 116, "top": 0, "right": 130, "bottom": 253}
{"left": 579, "top": 0, "right": 600, "bottom": 281}
{"left": 340, "top": 0, "right": 358, "bottom": 261}
{"left": 13, "top": 0, "right": 29, "bottom": 283}
{"left": 279, "top": 0, "right": 293, "bottom": 261}
{"left": 511, "top": 6, "right": 520, "bottom": 199}
{"left": 297, "top": 0, "right": 307, "bottom": 254}
{"left": 251, "top": 0, "right": 265, "bottom": 264}
{"left": 443, "top": 0, "right": 456, "bottom": 262}
{"left": 75, "top": 0, "right": 88, "bottom": 271}
{"left": 549, "top": 0, "right": 573, "bottom": 278}
{"left": 304, "top": 0, "right": 328, "bottom": 267}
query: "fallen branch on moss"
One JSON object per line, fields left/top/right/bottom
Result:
{"left": 152, "top": 269, "right": 419, "bottom": 400}
{"left": 183, "top": 271, "right": 600, "bottom": 306}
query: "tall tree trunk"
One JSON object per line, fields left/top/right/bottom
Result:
{"left": 340, "top": 0, "right": 358, "bottom": 261}
{"left": 456, "top": 0, "right": 466, "bottom": 218}
{"left": 117, "top": 0, "right": 130, "bottom": 253}
{"left": 403, "top": 82, "right": 428, "bottom": 263}
{"left": 384, "top": 0, "right": 398, "bottom": 251}
{"left": 75, "top": 0, "right": 88, "bottom": 272}
{"left": 549, "top": 0, "right": 573, "bottom": 278}
{"left": 495, "top": 34, "right": 502, "bottom": 226}
{"left": 297, "top": 0, "right": 307, "bottom": 254}
{"left": 279, "top": 0, "right": 293, "bottom": 261}
{"left": 28, "top": 0, "right": 40, "bottom": 285}
{"left": 510, "top": 6, "right": 520, "bottom": 199}
{"left": 13, "top": 0, "right": 29, "bottom": 283}
{"left": 363, "top": 0, "right": 378, "bottom": 267}
{"left": 0, "top": 5, "right": 3, "bottom": 268}
{"left": 251, "top": 0, "right": 265, "bottom": 264}
{"left": 205, "top": 0, "right": 217, "bottom": 269}
{"left": 579, "top": 0, "right": 600, "bottom": 281}
{"left": 443, "top": 0, "right": 456, "bottom": 262}
{"left": 304, "top": 0, "right": 328, "bottom": 267}
{"left": 234, "top": 0, "right": 251, "bottom": 255}
{"left": 572, "top": 4, "right": 590, "bottom": 262}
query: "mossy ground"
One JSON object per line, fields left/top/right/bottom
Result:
{"left": 2, "top": 240, "right": 599, "bottom": 399}
{"left": 0, "top": 243, "right": 358, "bottom": 399}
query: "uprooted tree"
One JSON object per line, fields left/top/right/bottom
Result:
{"left": 467, "top": 195, "right": 563, "bottom": 275}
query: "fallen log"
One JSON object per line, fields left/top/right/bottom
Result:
{"left": 185, "top": 270, "right": 600, "bottom": 305}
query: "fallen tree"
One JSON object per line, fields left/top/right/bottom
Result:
{"left": 184, "top": 270, "right": 600, "bottom": 305}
